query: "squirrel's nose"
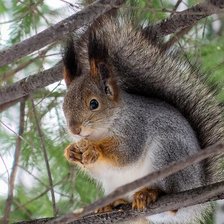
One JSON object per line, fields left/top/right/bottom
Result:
{"left": 69, "top": 122, "right": 81, "bottom": 135}
{"left": 72, "top": 127, "right": 81, "bottom": 135}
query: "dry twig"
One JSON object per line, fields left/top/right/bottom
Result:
{"left": 0, "top": 62, "right": 63, "bottom": 106}
{"left": 2, "top": 100, "right": 26, "bottom": 224}
{"left": 31, "top": 99, "right": 57, "bottom": 216}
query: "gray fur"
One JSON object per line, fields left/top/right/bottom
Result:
{"left": 119, "top": 91, "right": 205, "bottom": 192}
{"left": 63, "top": 15, "right": 223, "bottom": 224}
{"left": 88, "top": 17, "right": 224, "bottom": 182}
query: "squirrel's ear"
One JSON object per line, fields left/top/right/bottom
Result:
{"left": 88, "top": 31, "right": 118, "bottom": 101}
{"left": 98, "top": 62, "right": 119, "bottom": 101}
{"left": 88, "top": 30, "right": 109, "bottom": 77}
{"left": 63, "top": 39, "right": 81, "bottom": 87}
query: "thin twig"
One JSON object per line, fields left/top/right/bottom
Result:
{"left": 163, "top": 26, "right": 193, "bottom": 50}
{"left": 49, "top": 142, "right": 224, "bottom": 223}
{"left": 2, "top": 100, "right": 26, "bottom": 224}
{"left": 13, "top": 176, "right": 69, "bottom": 213}
{"left": 31, "top": 99, "right": 57, "bottom": 216}
{"left": 2, "top": 59, "right": 35, "bottom": 81}
{"left": 0, "top": 154, "right": 10, "bottom": 182}
{"left": 1, "top": 44, "right": 55, "bottom": 82}
{"left": 171, "top": 0, "right": 182, "bottom": 15}
{"left": 17, "top": 165, "right": 71, "bottom": 198}
{"left": 12, "top": 199, "right": 33, "bottom": 220}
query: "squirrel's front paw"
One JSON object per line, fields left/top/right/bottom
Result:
{"left": 132, "top": 188, "right": 160, "bottom": 210}
{"left": 64, "top": 139, "right": 100, "bottom": 165}
{"left": 82, "top": 147, "right": 99, "bottom": 164}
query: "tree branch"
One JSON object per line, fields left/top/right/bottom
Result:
{"left": 31, "top": 99, "right": 57, "bottom": 216}
{"left": 47, "top": 142, "right": 224, "bottom": 224}
{"left": 1, "top": 0, "right": 224, "bottom": 111}
{"left": 2, "top": 100, "right": 26, "bottom": 224}
{"left": 0, "top": 62, "right": 63, "bottom": 107}
{"left": 53, "top": 181, "right": 223, "bottom": 223}
{"left": 0, "top": 0, "right": 125, "bottom": 67}
{"left": 144, "top": 0, "right": 224, "bottom": 38}
{"left": 14, "top": 179, "right": 224, "bottom": 224}
{"left": 163, "top": 26, "right": 193, "bottom": 50}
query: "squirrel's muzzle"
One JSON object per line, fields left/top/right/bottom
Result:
{"left": 69, "top": 121, "right": 81, "bottom": 135}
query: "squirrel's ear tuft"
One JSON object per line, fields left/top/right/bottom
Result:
{"left": 63, "top": 39, "right": 81, "bottom": 87}
{"left": 88, "top": 30, "right": 119, "bottom": 101}
{"left": 88, "top": 30, "right": 109, "bottom": 77}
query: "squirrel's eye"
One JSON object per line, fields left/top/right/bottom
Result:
{"left": 89, "top": 99, "right": 99, "bottom": 110}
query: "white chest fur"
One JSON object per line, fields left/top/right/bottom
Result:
{"left": 86, "top": 151, "right": 154, "bottom": 197}
{"left": 83, "top": 140, "right": 208, "bottom": 224}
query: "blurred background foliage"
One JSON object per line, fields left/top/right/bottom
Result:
{"left": 0, "top": 0, "right": 223, "bottom": 223}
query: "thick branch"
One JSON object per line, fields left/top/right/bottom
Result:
{"left": 14, "top": 181, "right": 224, "bottom": 224}
{"left": 145, "top": 0, "right": 224, "bottom": 37}
{"left": 49, "top": 142, "right": 224, "bottom": 223}
{"left": 1, "top": 1, "right": 224, "bottom": 110}
{"left": 0, "top": 62, "right": 63, "bottom": 106}
{"left": 58, "top": 143, "right": 224, "bottom": 222}
{"left": 0, "top": 0, "right": 125, "bottom": 67}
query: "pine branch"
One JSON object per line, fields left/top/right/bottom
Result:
{"left": 13, "top": 142, "right": 224, "bottom": 224}
{"left": 144, "top": 0, "right": 224, "bottom": 38}
{"left": 0, "top": 0, "right": 125, "bottom": 67}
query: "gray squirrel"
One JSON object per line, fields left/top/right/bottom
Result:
{"left": 62, "top": 16, "right": 224, "bottom": 223}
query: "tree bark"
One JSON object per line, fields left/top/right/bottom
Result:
{"left": 14, "top": 181, "right": 224, "bottom": 224}
{"left": 0, "top": 0, "right": 125, "bottom": 67}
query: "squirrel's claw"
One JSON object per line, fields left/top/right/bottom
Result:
{"left": 96, "top": 199, "right": 129, "bottom": 213}
{"left": 82, "top": 147, "right": 99, "bottom": 164}
{"left": 64, "top": 140, "right": 100, "bottom": 165}
{"left": 64, "top": 144, "right": 82, "bottom": 163}
{"left": 76, "top": 139, "right": 89, "bottom": 152}
{"left": 132, "top": 188, "right": 160, "bottom": 210}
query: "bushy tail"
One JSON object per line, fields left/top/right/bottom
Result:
{"left": 91, "top": 17, "right": 224, "bottom": 181}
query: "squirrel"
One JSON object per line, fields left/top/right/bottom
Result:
{"left": 62, "top": 16, "right": 224, "bottom": 224}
